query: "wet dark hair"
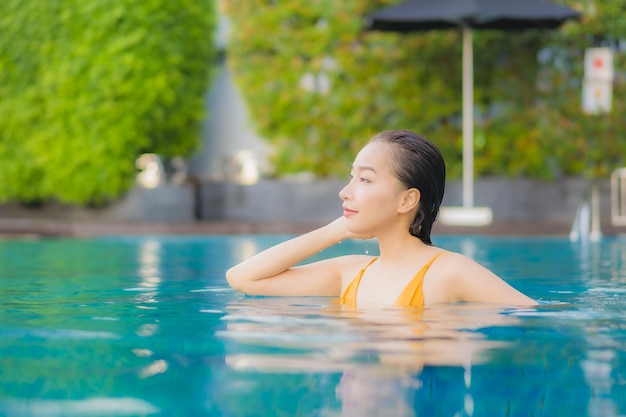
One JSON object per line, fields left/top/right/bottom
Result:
{"left": 370, "top": 129, "right": 446, "bottom": 245}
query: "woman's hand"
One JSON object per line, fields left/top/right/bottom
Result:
{"left": 327, "top": 216, "right": 374, "bottom": 241}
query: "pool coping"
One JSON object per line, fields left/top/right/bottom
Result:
{"left": 1, "top": 217, "right": 624, "bottom": 237}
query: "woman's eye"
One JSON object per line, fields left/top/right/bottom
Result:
{"left": 347, "top": 174, "right": 370, "bottom": 183}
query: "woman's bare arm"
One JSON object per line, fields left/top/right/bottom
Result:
{"left": 438, "top": 253, "right": 538, "bottom": 307}
{"left": 226, "top": 217, "right": 364, "bottom": 297}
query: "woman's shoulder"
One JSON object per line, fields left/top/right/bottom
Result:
{"left": 308, "top": 254, "right": 375, "bottom": 272}
{"left": 428, "top": 249, "right": 486, "bottom": 279}
{"left": 324, "top": 254, "right": 377, "bottom": 278}
{"left": 434, "top": 249, "right": 469, "bottom": 264}
{"left": 332, "top": 254, "right": 377, "bottom": 268}
{"left": 430, "top": 248, "right": 507, "bottom": 289}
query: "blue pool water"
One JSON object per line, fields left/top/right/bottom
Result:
{"left": 1, "top": 234, "right": 626, "bottom": 416}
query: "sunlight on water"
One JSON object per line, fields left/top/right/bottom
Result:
{"left": 0, "top": 397, "right": 160, "bottom": 416}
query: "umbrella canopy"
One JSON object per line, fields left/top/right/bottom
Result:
{"left": 368, "top": 0, "right": 581, "bottom": 32}
{"left": 367, "top": 0, "right": 581, "bottom": 214}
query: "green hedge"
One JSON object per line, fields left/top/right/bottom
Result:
{"left": 0, "top": 0, "right": 216, "bottom": 204}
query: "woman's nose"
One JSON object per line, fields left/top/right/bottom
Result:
{"left": 339, "top": 182, "right": 350, "bottom": 201}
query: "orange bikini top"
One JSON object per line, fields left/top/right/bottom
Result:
{"left": 339, "top": 253, "right": 443, "bottom": 308}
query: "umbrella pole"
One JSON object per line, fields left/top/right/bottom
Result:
{"left": 462, "top": 25, "right": 474, "bottom": 208}
{"left": 433, "top": 26, "right": 492, "bottom": 226}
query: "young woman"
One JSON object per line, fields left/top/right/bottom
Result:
{"left": 226, "top": 129, "right": 537, "bottom": 308}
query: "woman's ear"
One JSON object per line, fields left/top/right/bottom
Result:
{"left": 399, "top": 188, "right": 420, "bottom": 214}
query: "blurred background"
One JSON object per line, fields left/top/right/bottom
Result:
{"left": 0, "top": 0, "right": 624, "bottom": 236}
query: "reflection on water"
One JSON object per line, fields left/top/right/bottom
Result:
{"left": 230, "top": 238, "right": 259, "bottom": 265}
{"left": 138, "top": 239, "right": 163, "bottom": 289}
{"left": 336, "top": 368, "right": 420, "bottom": 417}
{"left": 219, "top": 297, "right": 527, "bottom": 416}
{"left": 221, "top": 298, "right": 522, "bottom": 371}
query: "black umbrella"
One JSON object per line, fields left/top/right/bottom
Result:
{"left": 368, "top": 0, "right": 581, "bottom": 221}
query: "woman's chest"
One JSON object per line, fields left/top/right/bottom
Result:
{"left": 356, "top": 268, "right": 420, "bottom": 305}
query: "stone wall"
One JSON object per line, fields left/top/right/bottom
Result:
{"left": 0, "top": 184, "right": 196, "bottom": 223}
{"left": 0, "top": 177, "right": 614, "bottom": 228}
{"left": 198, "top": 177, "right": 612, "bottom": 225}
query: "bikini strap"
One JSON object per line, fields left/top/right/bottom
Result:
{"left": 339, "top": 257, "right": 378, "bottom": 308}
{"left": 395, "top": 252, "right": 445, "bottom": 308}
{"left": 361, "top": 257, "right": 378, "bottom": 272}
{"left": 423, "top": 252, "right": 444, "bottom": 270}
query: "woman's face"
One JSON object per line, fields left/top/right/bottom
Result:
{"left": 339, "top": 142, "right": 409, "bottom": 234}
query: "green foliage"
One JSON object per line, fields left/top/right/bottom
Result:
{"left": 0, "top": 0, "right": 216, "bottom": 204}
{"left": 225, "top": 0, "right": 432, "bottom": 177}
{"left": 530, "top": 0, "right": 626, "bottom": 179}
{"left": 225, "top": 0, "right": 626, "bottom": 181}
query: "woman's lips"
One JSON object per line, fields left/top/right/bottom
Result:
{"left": 343, "top": 206, "right": 357, "bottom": 217}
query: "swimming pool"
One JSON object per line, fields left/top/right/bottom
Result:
{"left": 0, "top": 234, "right": 625, "bottom": 416}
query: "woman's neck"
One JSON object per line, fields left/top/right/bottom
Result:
{"left": 376, "top": 226, "right": 428, "bottom": 263}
